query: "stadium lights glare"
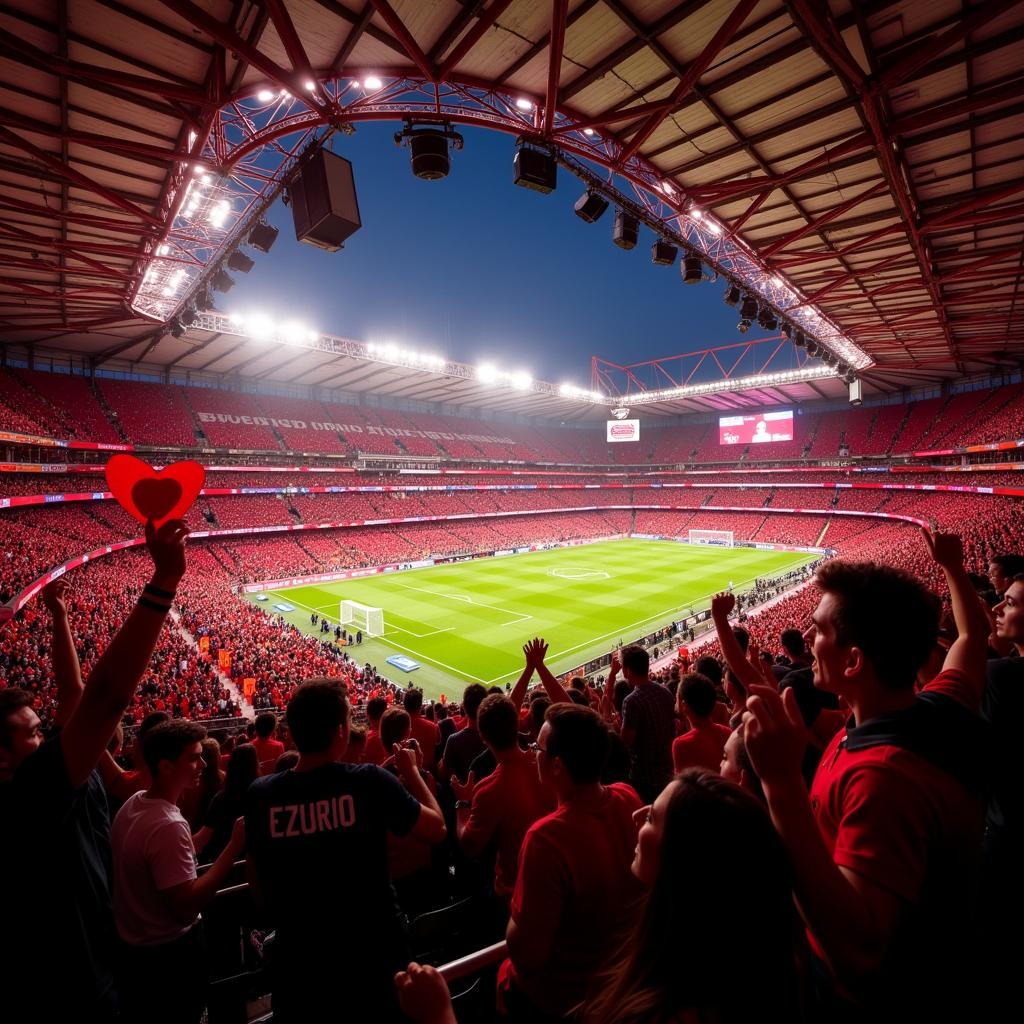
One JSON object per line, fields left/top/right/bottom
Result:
{"left": 624, "top": 365, "right": 839, "bottom": 404}
{"left": 477, "top": 363, "right": 499, "bottom": 384}
{"left": 278, "top": 321, "right": 309, "bottom": 345}
{"left": 247, "top": 314, "right": 274, "bottom": 339}
{"left": 366, "top": 343, "right": 446, "bottom": 369}
{"left": 476, "top": 364, "right": 533, "bottom": 390}
{"left": 257, "top": 89, "right": 274, "bottom": 102}
{"left": 510, "top": 371, "right": 533, "bottom": 391}
{"left": 364, "top": 76, "right": 383, "bottom": 90}
{"left": 515, "top": 97, "right": 534, "bottom": 111}
{"left": 559, "top": 383, "right": 604, "bottom": 402}
{"left": 583, "top": 128, "right": 596, "bottom": 136}
{"left": 304, "top": 80, "right": 317, "bottom": 91}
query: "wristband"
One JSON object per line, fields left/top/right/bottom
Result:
{"left": 144, "top": 583, "right": 176, "bottom": 600}
{"left": 138, "top": 596, "right": 171, "bottom": 614}
{"left": 455, "top": 800, "right": 471, "bottom": 810}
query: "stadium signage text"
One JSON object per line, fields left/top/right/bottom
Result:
{"left": 194, "top": 411, "right": 515, "bottom": 445}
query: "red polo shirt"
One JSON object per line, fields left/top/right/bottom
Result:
{"left": 461, "top": 749, "right": 554, "bottom": 896}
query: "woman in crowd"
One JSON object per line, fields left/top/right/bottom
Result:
{"left": 192, "top": 742, "right": 258, "bottom": 864}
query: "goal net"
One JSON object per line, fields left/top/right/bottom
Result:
{"left": 688, "top": 529, "right": 735, "bottom": 547}
{"left": 340, "top": 600, "right": 384, "bottom": 637}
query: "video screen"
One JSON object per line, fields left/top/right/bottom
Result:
{"left": 718, "top": 410, "right": 793, "bottom": 446}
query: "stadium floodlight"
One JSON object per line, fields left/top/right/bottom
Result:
{"left": 279, "top": 321, "right": 308, "bottom": 345}
{"left": 574, "top": 190, "right": 609, "bottom": 223}
{"left": 515, "top": 97, "right": 534, "bottom": 111}
{"left": 737, "top": 318, "right": 752, "bottom": 334}
{"left": 510, "top": 370, "right": 533, "bottom": 391}
{"left": 212, "top": 269, "right": 235, "bottom": 293}
{"left": 227, "top": 251, "right": 255, "bottom": 273}
{"left": 682, "top": 255, "right": 704, "bottom": 284}
{"left": 248, "top": 221, "right": 279, "bottom": 253}
{"left": 723, "top": 284, "right": 741, "bottom": 306}
{"left": 363, "top": 76, "right": 383, "bottom": 90}
{"left": 477, "top": 363, "right": 499, "bottom": 384}
{"left": 651, "top": 239, "right": 677, "bottom": 266}
{"left": 621, "top": 364, "right": 839, "bottom": 404}
{"left": 257, "top": 89, "right": 274, "bottom": 102}
{"left": 395, "top": 122, "right": 464, "bottom": 180}
{"left": 247, "top": 313, "right": 274, "bottom": 339}
{"left": 208, "top": 200, "right": 231, "bottom": 228}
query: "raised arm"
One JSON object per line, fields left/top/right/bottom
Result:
{"left": 395, "top": 744, "right": 447, "bottom": 844}
{"left": 508, "top": 656, "right": 534, "bottom": 712}
{"left": 59, "top": 519, "right": 189, "bottom": 787}
{"left": 524, "top": 638, "right": 572, "bottom": 705}
{"left": 920, "top": 528, "right": 989, "bottom": 689}
{"left": 711, "top": 592, "right": 764, "bottom": 694}
{"left": 42, "top": 579, "right": 84, "bottom": 727}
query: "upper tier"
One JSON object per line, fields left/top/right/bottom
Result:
{"left": 2, "top": 369, "right": 1022, "bottom": 464}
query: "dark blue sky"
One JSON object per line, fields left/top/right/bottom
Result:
{"left": 228, "top": 122, "right": 773, "bottom": 387}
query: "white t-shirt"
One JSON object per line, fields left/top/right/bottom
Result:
{"left": 112, "top": 792, "right": 197, "bottom": 946}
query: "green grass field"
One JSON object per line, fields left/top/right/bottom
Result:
{"left": 245, "top": 539, "right": 815, "bottom": 700}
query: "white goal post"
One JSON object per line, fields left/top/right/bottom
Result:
{"left": 688, "top": 529, "right": 735, "bottom": 548}
{"left": 340, "top": 600, "right": 385, "bottom": 637}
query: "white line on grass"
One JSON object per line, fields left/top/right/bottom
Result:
{"left": 479, "top": 555, "right": 813, "bottom": 684}
{"left": 273, "top": 593, "right": 454, "bottom": 642}
{"left": 393, "top": 581, "right": 532, "bottom": 625}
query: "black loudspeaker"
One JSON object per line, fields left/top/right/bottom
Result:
{"left": 513, "top": 147, "right": 556, "bottom": 193}
{"left": 574, "top": 190, "right": 608, "bottom": 223}
{"left": 289, "top": 149, "right": 362, "bottom": 252}
{"left": 409, "top": 130, "right": 450, "bottom": 179}
{"left": 613, "top": 210, "right": 639, "bottom": 249}
{"left": 651, "top": 239, "right": 677, "bottom": 265}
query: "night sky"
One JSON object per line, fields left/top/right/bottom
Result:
{"left": 227, "top": 122, "right": 778, "bottom": 389}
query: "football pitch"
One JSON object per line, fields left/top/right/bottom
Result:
{"left": 246, "top": 539, "right": 815, "bottom": 700}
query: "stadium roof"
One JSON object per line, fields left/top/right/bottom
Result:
{"left": 1, "top": 0, "right": 1022, "bottom": 413}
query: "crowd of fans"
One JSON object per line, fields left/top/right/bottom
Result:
{"left": 3, "top": 367, "right": 1023, "bottom": 462}
{"left": 3, "top": 516, "right": 1020, "bottom": 1024}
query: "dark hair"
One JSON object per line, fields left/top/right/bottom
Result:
{"left": 569, "top": 690, "right": 590, "bottom": 706}
{"left": 286, "top": 679, "right": 350, "bottom": 754}
{"left": 544, "top": 704, "right": 609, "bottom": 784}
{"left": 780, "top": 628, "right": 805, "bottom": 658}
{"left": 0, "top": 688, "right": 33, "bottom": 749}
{"left": 680, "top": 673, "right": 716, "bottom": 719}
{"left": 570, "top": 676, "right": 586, "bottom": 691}
{"left": 529, "top": 695, "right": 550, "bottom": 734}
{"left": 990, "top": 554, "right": 1024, "bottom": 577}
{"left": 462, "top": 683, "right": 488, "bottom": 720}
{"left": 693, "top": 656, "right": 722, "bottom": 686}
{"left": 347, "top": 725, "right": 366, "bottom": 747}
{"left": 732, "top": 626, "right": 750, "bottom": 654}
{"left": 223, "top": 743, "right": 259, "bottom": 801}
{"left": 254, "top": 712, "right": 277, "bottom": 739}
{"left": 621, "top": 645, "right": 649, "bottom": 677}
{"left": 138, "top": 710, "right": 170, "bottom": 740}
{"left": 274, "top": 750, "right": 300, "bottom": 772}
{"left": 478, "top": 694, "right": 519, "bottom": 751}
{"left": 435, "top": 703, "right": 448, "bottom": 721}
{"left": 380, "top": 707, "right": 411, "bottom": 750}
{"left": 612, "top": 680, "right": 630, "bottom": 712}
{"left": 403, "top": 688, "right": 423, "bottom": 714}
{"left": 142, "top": 720, "right": 206, "bottom": 778}
{"left": 816, "top": 560, "right": 940, "bottom": 690}
{"left": 581, "top": 770, "right": 797, "bottom": 1024}
{"left": 366, "top": 696, "right": 387, "bottom": 723}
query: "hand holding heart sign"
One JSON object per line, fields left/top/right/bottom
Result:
{"left": 105, "top": 455, "right": 205, "bottom": 527}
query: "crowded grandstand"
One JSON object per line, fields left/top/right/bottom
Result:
{"left": 2, "top": 2, "right": 1023, "bottom": 1024}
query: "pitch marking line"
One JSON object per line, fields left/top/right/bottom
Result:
{"left": 479, "top": 555, "right": 815, "bottom": 685}
{"left": 277, "top": 594, "right": 455, "bottom": 642}
{"left": 393, "top": 581, "right": 532, "bottom": 626}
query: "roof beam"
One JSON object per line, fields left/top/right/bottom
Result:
{"left": 0, "top": 127, "right": 162, "bottom": 227}
{"left": 437, "top": 0, "right": 516, "bottom": 82}
{"left": 330, "top": 2, "right": 374, "bottom": 71}
{"left": 615, "top": 0, "right": 759, "bottom": 165}
{"left": 368, "top": 0, "right": 437, "bottom": 82}
{"left": 542, "top": 0, "right": 569, "bottom": 135}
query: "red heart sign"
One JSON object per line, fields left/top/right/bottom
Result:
{"left": 105, "top": 455, "right": 205, "bottom": 527}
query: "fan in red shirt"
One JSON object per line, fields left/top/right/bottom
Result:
{"left": 732, "top": 528, "right": 990, "bottom": 1023}
{"left": 501, "top": 703, "right": 643, "bottom": 1021}
{"left": 452, "top": 694, "right": 554, "bottom": 901}
{"left": 362, "top": 696, "right": 388, "bottom": 766}
{"left": 250, "top": 712, "right": 284, "bottom": 775}
{"left": 403, "top": 688, "right": 441, "bottom": 771}
{"left": 672, "top": 672, "right": 733, "bottom": 774}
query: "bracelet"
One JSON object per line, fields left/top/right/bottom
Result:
{"left": 144, "top": 583, "right": 176, "bottom": 600}
{"left": 137, "top": 596, "right": 171, "bottom": 614}
{"left": 455, "top": 799, "right": 471, "bottom": 810}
